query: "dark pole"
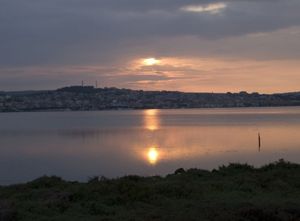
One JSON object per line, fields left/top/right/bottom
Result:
{"left": 258, "top": 133, "right": 261, "bottom": 152}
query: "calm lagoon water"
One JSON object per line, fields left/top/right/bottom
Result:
{"left": 0, "top": 107, "right": 300, "bottom": 185}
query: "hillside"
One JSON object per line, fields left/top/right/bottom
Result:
{"left": 0, "top": 86, "right": 300, "bottom": 112}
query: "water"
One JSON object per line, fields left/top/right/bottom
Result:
{"left": 0, "top": 107, "right": 300, "bottom": 185}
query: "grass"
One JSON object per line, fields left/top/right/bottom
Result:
{"left": 1, "top": 159, "right": 300, "bottom": 220}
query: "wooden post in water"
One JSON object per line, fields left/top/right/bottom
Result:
{"left": 258, "top": 132, "right": 261, "bottom": 152}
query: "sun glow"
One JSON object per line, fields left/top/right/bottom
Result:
{"left": 143, "top": 58, "right": 160, "bottom": 66}
{"left": 147, "top": 147, "right": 159, "bottom": 165}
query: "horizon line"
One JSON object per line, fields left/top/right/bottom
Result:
{"left": 1, "top": 85, "right": 300, "bottom": 95}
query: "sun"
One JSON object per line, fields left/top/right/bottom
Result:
{"left": 143, "top": 58, "right": 160, "bottom": 66}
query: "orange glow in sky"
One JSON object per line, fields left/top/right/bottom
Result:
{"left": 125, "top": 55, "right": 300, "bottom": 93}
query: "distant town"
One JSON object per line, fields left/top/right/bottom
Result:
{"left": 0, "top": 86, "right": 300, "bottom": 112}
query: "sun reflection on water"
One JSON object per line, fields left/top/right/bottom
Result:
{"left": 147, "top": 147, "right": 160, "bottom": 165}
{"left": 144, "top": 109, "right": 160, "bottom": 131}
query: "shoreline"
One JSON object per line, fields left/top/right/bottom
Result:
{"left": 1, "top": 86, "right": 300, "bottom": 114}
{"left": 0, "top": 104, "right": 300, "bottom": 114}
{"left": 1, "top": 159, "right": 300, "bottom": 220}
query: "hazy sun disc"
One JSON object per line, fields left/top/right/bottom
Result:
{"left": 143, "top": 58, "right": 160, "bottom": 66}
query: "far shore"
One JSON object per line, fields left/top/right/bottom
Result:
{"left": 1, "top": 105, "right": 300, "bottom": 114}
{"left": 1, "top": 86, "right": 300, "bottom": 113}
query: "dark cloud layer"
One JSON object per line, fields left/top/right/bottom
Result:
{"left": 1, "top": 0, "right": 300, "bottom": 66}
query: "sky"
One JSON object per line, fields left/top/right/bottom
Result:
{"left": 0, "top": 0, "right": 300, "bottom": 93}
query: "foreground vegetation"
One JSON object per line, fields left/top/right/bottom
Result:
{"left": 1, "top": 159, "right": 300, "bottom": 221}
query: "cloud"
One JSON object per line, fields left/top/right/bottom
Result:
{"left": 181, "top": 3, "right": 227, "bottom": 14}
{"left": 1, "top": 0, "right": 300, "bottom": 67}
{"left": 2, "top": 56, "right": 299, "bottom": 93}
{"left": 0, "top": 0, "right": 300, "bottom": 92}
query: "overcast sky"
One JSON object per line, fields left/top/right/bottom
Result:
{"left": 1, "top": 0, "right": 300, "bottom": 92}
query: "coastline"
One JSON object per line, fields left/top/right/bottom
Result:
{"left": 1, "top": 159, "right": 300, "bottom": 220}
{"left": 0, "top": 104, "right": 300, "bottom": 114}
{"left": 1, "top": 86, "right": 300, "bottom": 113}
